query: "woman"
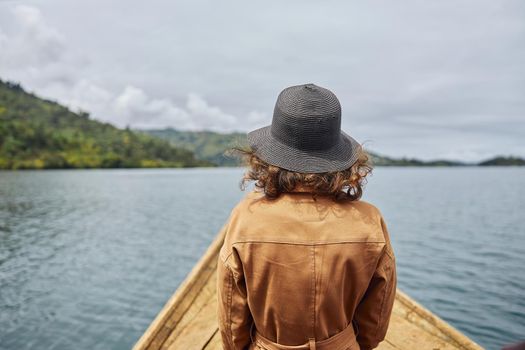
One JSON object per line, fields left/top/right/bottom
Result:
{"left": 217, "top": 83, "right": 397, "bottom": 350}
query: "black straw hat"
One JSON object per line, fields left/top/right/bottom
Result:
{"left": 247, "top": 83, "right": 362, "bottom": 173}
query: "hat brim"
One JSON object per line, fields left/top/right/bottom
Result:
{"left": 246, "top": 125, "right": 362, "bottom": 173}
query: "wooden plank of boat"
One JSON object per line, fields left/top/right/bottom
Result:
{"left": 133, "top": 229, "right": 485, "bottom": 350}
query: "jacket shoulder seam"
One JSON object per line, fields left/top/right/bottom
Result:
{"left": 230, "top": 239, "right": 386, "bottom": 246}
{"left": 219, "top": 248, "right": 242, "bottom": 280}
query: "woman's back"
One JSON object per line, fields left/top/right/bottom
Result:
{"left": 217, "top": 83, "right": 397, "bottom": 350}
{"left": 217, "top": 190, "right": 396, "bottom": 350}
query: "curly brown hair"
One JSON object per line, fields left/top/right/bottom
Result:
{"left": 227, "top": 143, "right": 373, "bottom": 202}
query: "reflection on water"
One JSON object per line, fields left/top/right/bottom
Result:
{"left": 0, "top": 167, "right": 524, "bottom": 350}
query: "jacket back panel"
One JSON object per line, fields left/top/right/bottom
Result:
{"left": 218, "top": 190, "right": 396, "bottom": 348}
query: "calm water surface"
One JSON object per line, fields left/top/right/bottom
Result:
{"left": 0, "top": 168, "right": 523, "bottom": 350}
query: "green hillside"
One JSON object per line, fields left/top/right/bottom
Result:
{"left": 0, "top": 80, "right": 213, "bottom": 169}
{"left": 478, "top": 156, "right": 525, "bottom": 166}
{"left": 141, "top": 129, "right": 471, "bottom": 167}
{"left": 369, "top": 153, "right": 466, "bottom": 166}
{"left": 2, "top": 78, "right": 521, "bottom": 170}
{"left": 141, "top": 128, "right": 247, "bottom": 166}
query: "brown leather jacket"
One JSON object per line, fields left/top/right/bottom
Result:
{"left": 217, "top": 189, "right": 397, "bottom": 350}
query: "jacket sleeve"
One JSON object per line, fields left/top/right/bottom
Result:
{"left": 354, "top": 216, "right": 397, "bottom": 350}
{"left": 217, "top": 247, "right": 254, "bottom": 350}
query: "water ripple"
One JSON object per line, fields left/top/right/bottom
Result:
{"left": 0, "top": 167, "right": 524, "bottom": 350}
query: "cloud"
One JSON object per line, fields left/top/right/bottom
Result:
{"left": 0, "top": 1, "right": 523, "bottom": 160}
{"left": 0, "top": 5, "right": 65, "bottom": 68}
{"left": 0, "top": 5, "right": 80, "bottom": 87}
{"left": 111, "top": 86, "right": 267, "bottom": 132}
{"left": 113, "top": 86, "right": 191, "bottom": 129}
{"left": 0, "top": 4, "right": 266, "bottom": 133}
{"left": 186, "top": 94, "right": 238, "bottom": 132}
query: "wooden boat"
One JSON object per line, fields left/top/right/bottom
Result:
{"left": 133, "top": 229, "right": 484, "bottom": 350}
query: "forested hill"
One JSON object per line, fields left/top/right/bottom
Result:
{"left": 0, "top": 80, "right": 212, "bottom": 169}
{"left": 1, "top": 79, "right": 521, "bottom": 170}
{"left": 141, "top": 128, "right": 470, "bottom": 167}
{"left": 142, "top": 128, "right": 247, "bottom": 166}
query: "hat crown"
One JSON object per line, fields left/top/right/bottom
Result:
{"left": 271, "top": 83, "right": 342, "bottom": 151}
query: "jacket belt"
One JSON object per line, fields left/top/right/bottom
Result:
{"left": 252, "top": 321, "right": 359, "bottom": 350}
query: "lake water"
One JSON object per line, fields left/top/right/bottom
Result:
{"left": 0, "top": 167, "right": 523, "bottom": 350}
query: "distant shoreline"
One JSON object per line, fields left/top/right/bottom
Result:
{"left": 1, "top": 79, "right": 524, "bottom": 170}
{"left": 2, "top": 163, "right": 524, "bottom": 171}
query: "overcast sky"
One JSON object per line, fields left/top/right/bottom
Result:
{"left": 0, "top": 0, "right": 523, "bottom": 161}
